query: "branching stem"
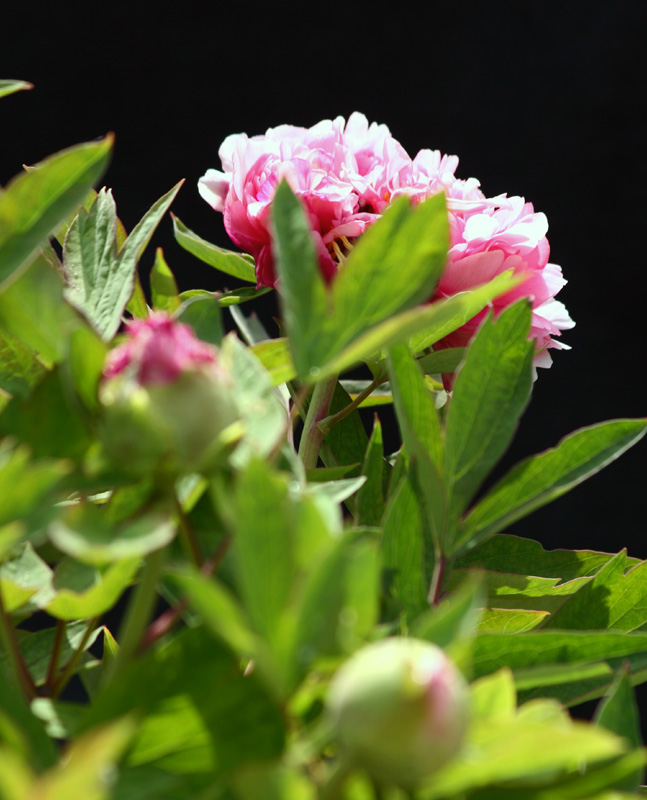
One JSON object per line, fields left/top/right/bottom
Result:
{"left": 298, "top": 377, "right": 338, "bottom": 469}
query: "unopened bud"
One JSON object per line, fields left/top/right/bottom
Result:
{"left": 326, "top": 638, "right": 468, "bottom": 786}
{"left": 99, "top": 313, "right": 239, "bottom": 474}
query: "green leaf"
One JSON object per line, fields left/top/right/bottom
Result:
{"left": 420, "top": 710, "right": 629, "bottom": 799}
{"left": 381, "top": 474, "right": 428, "bottom": 620}
{"left": 0, "top": 366, "right": 92, "bottom": 459}
{"left": 387, "top": 343, "right": 446, "bottom": 549}
{"left": 470, "top": 668, "right": 517, "bottom": 720}
{"left": 312, "top": 270, "right": 520, "bottom": 380}
{"left": 0, "top": 252, "right": 80, "bottom": 363}
{"left": 0, "top": 662, "right": 58, "bottom": 771}
{"left": 444, "top": 301, "right": 533, "bottom": 521}
{"left": 0, "top": 136, "right": 113, "bottom": 291}
{"left": 595, "top": 666, "right": 644, "bottom": 791}
{"left": 65, "top": 325, "right": 108, "bottom": 413}
{"left": 457, "top": 419, "right": 647, "bottom": 554}
{"left": 477, "top": 607, "right": 549, "bottom": 633}
{"left": 64, "top": 181, "right": 182, "bottom": 340}
{"left": 0, "top": 79, "right": 33, "bottom": 99}
{"left": 318, "top": 381, "right": 369, "bottom": 475}
{"left": 32, "top": 718, "right": 137, "bottom": 800}
{"left": 448, "top": 566, "right": 589, "bottom": 615}
{"left": 472, "top": 630, "right": 647, "bottom": 705}
{"left": 340, "top": 379, "right": 393, "bottom": 407}
{"left": 271, "top": 181, "right": 330, "bottom": 380}
{"left": 83, "top": 627, "right": 285, "bottom": 777}
{"left": 0, "top": 445, "right": 69, "bottom": 529}
{"left": 412, "top": 572, "right": 484, "bottom": 654}
{"left": 0, "top": 328, "right": 45, "bottom": 398}
{"left": 172, "top": 214, "right": 257, "bottom": 283}
{"left": 150, "top": 248, "right": 180, "bottom": 313}
{"left": 48, "top": 504, "right": 175, "bottom": 565}
{"left": 222, "top": 334, "right": 287, "bottom": 466}
{"left": 250, "top": 338, "right": 296, "bottom": 385}
{"left": 416, "top": 347, "right": 466, "bottom": 376}
{"left": 6, "top": 621, "right": 102, "bottom": 686}
{"left": 545, "top": 553, "right": 647, "bottom": 632}
{"left": 0, "top": 542, "right": 53, "bottom": 613}
{"left": 453, "top": 533, "right": 638, "bottom": 582}
{"left": 177, "top": 295, "right": 223, "bottom": 346}
{"left": 355, "top": 415, "right": 385, "bottom": 526}
{"left": 45, "top": 558, "right": 140, "bottom": 621}
{"left": 329, "top": 192, "right": 448, "bottom": 353}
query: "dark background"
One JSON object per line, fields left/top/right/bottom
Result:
{"left": 2, "top": 2, "right": 645, "bottom": 556}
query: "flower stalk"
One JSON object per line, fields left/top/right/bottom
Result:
{"left": 298, "top": 377, "right": 338, "bottom": 469}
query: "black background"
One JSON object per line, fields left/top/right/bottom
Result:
{"left": 2, "top": 6, "right": 645, "bottom": 563}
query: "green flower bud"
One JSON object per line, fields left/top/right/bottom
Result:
{"left": 326, "top": 638, "right": 468, "bottom": 786}
{"left": 99, "top": 313, "right": 239, "bottom": 474}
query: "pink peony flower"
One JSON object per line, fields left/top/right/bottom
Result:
{"left": 103, "top": 312, "right": 218, "bottom": 385}
{"left": 199, "top": 113, "right": 573, "bottom": 370}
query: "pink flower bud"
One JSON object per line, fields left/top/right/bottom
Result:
{"left": 326, "top": 638, "right": 468, "bottom": 786}
{"left": 99, "top": 314, "right": 239, "bottom": 474}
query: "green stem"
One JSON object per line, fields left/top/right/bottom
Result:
{"left": 428, "top": 552, "right": 447, "bottom": 606}
{"left": 0, "top": 588, "right": 36, "bottom": 700}
{"left": 298, "top": 377, "right": 338, "bottom": 469}
{"left": 175, "top": 493, "right": 203, "bottom": 568}
{"left": 44, "top": 620, "right": 65, "bottom": 694}
{"left": 51, "top": 617, "right": 98, "bottom": 700}
{"left": 103, "top": 546, "right": 166, "bottom": 684}
{"left": 318, "top": 373, "right": 386, "bottom": 436}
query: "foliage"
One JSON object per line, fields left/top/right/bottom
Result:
{"left": 0, "top": 83, "right": 646, "bottom": 799}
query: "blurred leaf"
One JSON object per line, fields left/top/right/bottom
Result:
{"left": 65, "top": 326, "right": 108, "bottom": 413}
{"left": 230, "top": 763, "right": 315, "bottom": 800}
{"left": 595, "top": 666, "right": 644, "bottom": 791}
{"left": 0, "top": 136, "right": 113, "bottom": 291}
{"left": 45, "top": 558, "right": 139, "bottom": 621}
{"left": 177, "top": 295, "right": 223, "bottom": 346}
{"left": 126, "top": 273, "right": 149, "bottom": 320}
{"left": 444, "top": 301, "right": 533, "bottom": 521}
{"left": 0, "top": 542, "right": 53, "bottom": 613}
{"left": 64, "top": 182, "right": 182, "bottom": 340}
{"left": 83, "top": 627, "right": 285, "bottom": 777}
{"left": 0, "top": 79, "right": 33, "bottom": 99}
{"left": 457, "top": 418, "right": 647, "bottom": 555}
{"left": 355, "top": 416, "right": 385, "bottom": 526}
{"left": 271, "top": 181, "right": 330, "bottom": 380}
{"left": 339, "top": 379, "right": 393, "bottom": 407}
{"left": 48, "top": 504, "right": 175, "bottom": 565}
{"left": 150, "top": 248, "right": 180, "bottom": 313}
{"left": 0, "top": 367, "right": 92, "bottom": 459}
{"left": 420, "top": 709, "right": 629, "bottom": 799}
{"left": 453, "top": 533, "right": 638, "bottom": 581}
{"left": 172, "top": 214, "right": 256, "bottom": 283}
{"left": 250, "top": 338, "right": 296, "bottom": 386}
{"left": 0, "top": 445, "right": 69, "bottom": 529}
{"left": 0, "top": 663, "right": 58, "bottom": 771}
{"left": 470, "top": 667, "right": 517, "bottom": 720}
{"left": 3, "top": 621, "right": 102, "bottom": 686}
{"left": 0, "top": 330, "right": 46, "bottom": 398}
{"left": 412, "top": 572, "right": 484, "bottom": 651}
{"left": 0, "top": 253, "right": 80, "bottom": 363}
{"left": 31, "top": 718, "right": 137, "bottom": 800}
{"left": 222, "top": 335, "right": 286, "bottom": 466}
